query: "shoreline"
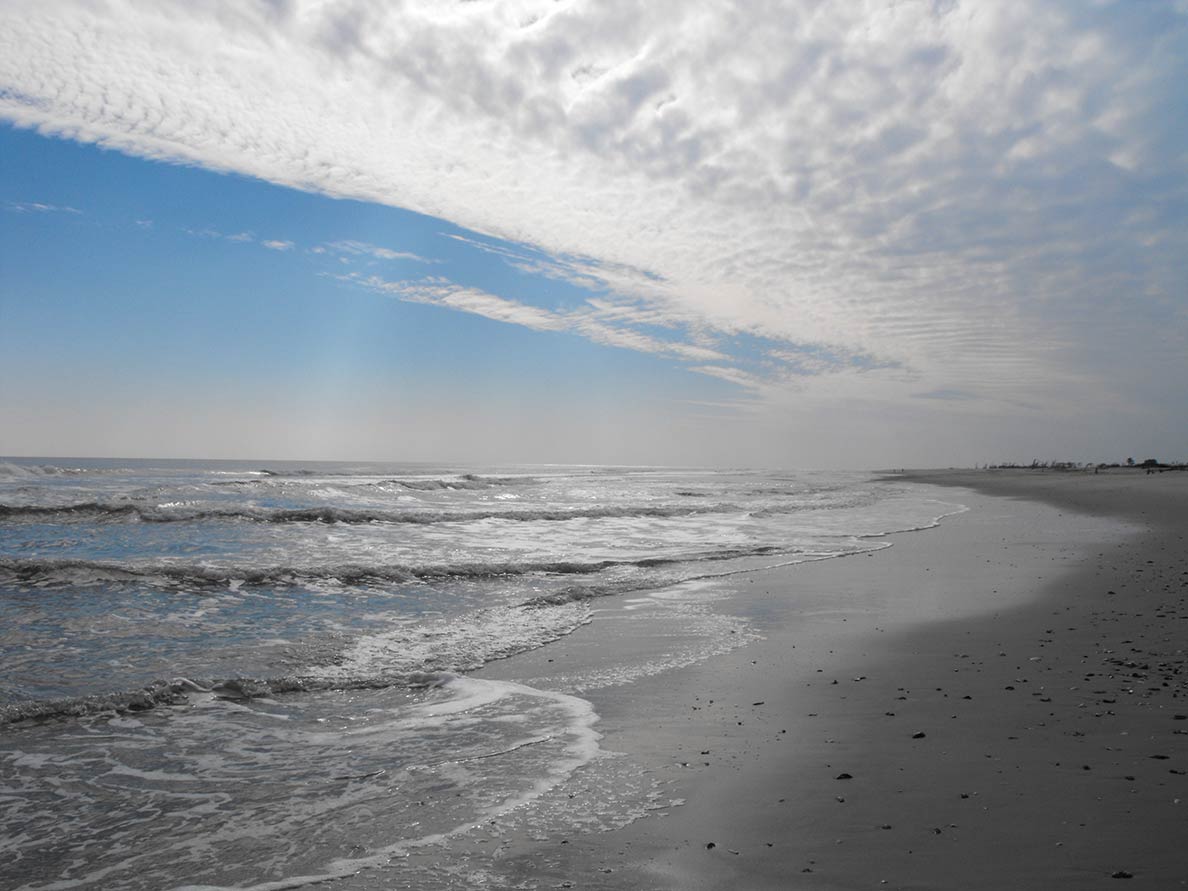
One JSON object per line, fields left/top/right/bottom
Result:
{"left": 448, "top": 469, "right": 1186, "bottom": 889}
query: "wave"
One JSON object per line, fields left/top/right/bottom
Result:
{"left": 0, "top": 528, "right": 893, "bottom": 729}
{"left": 0, "top": 669, "right": 458, "bottom": 726}
{"left": 0, "top": 501, "right": 721, "bottom": 525}
{"left": 0, "top": 556, "right": 611, "bottom": 588}
{"left": 0, "top": 496, "right": 883, "bottom": 526}
{"left": 0, "top": 545, "right": 781, "bottom": 591}
{"left": 208, "top": 474, "right": 531, "bottom": 492}
{"left": 389, "top": 473, "right": 530, "bottom": 490}
{"left": 0, "top": 592, "right": 596, "bottom": 727}
{"left": 253, "top": 469, "right": 527, "bottom": 487}
{"left": 0, "top": 462, "right": 128, "bottom": 478}
{"left": 0, "top": 502, "right": 141, "bottom": 520}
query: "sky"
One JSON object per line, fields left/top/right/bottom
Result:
{"left": 1, "top": 0, "right": 1186, "bottom": 469}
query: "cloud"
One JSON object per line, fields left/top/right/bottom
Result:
{"left": 325, "top": 239, "right": 432, "bottom": 263}
{"left": 6, "top": 201, "right": 81, "bottom": 214}
{"left": 342, "top": 271, "right": 728, "bottom": 363}
{"left": 366, "top": 275, "right": 568, "bottom": 333}
{"left": 183, "top": 227, "right": 299, "bottom": 251}
{"left": 441, "top": 233, "right": 668, "bottom": 305}
{"left": 184, "top": 226, "right": 247, "bottom": 242}
{"left": 1, "top": 0, "right": 1185, "bottom": 414}
{"left": 690, "top": 365, "right": 764, "bottom": 392}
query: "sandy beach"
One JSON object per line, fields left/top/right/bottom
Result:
{"left": 461, "top": 469, "right": 1188, "bottom": 889}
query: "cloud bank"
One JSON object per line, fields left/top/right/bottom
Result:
{"left": 1, "top": 0, "right": 1185, "bottom": 421}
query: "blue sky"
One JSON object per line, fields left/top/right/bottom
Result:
{"left": 2, "top": 125, "right": 748, "bottom": 463}
{"left": 1, "top": 1, "right": 1185, "bottom": 467}
{"left": 0, "top": 127, "right": 702, "bottom": 394}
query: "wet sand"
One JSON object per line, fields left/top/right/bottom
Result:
{"left": 460, "top": 468, "right": 1188, "bottom": 889}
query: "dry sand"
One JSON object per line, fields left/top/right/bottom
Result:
{"left": 466, "top": 469, "right": 1188, "bottom": 889}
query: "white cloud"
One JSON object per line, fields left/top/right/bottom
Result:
{"left": 6, "top": 201, "right": 82, "bottom": 214}
{"left": 690, "top": 365, "right": 764, "bottom": 392}
{"left": 181, "top": 227, "right": 293, "bottom": 251}
{"left": 1, "top": 0, "right": 1185, "bottom": 417}
{"left": 441, "top": 233, "right": 668, "bottom": 305}
{"left": 343, "top": 271, "right": 728, "bottom": 363}
{"left": 325, "top": 240, "right": 432, "bottom": 263}
{"left": 368, "top": 275, "right": 568, "bottom": 333}
{"left": 184, "top": 226, "right": 248, "bottom": 243}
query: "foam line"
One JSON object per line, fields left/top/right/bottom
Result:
{"left": 169, "top": 675, "right": 601, "bottom": 891}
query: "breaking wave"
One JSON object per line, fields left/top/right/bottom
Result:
{"left": 0, "top": 545, "right": 782, "bottom": 591}
{"left": 0, "top": 461, "right": 128, "bottom": 478}
{"left": 0, "top": 595, "right": 595, "bottom": 727}
{"left": 0, "top": 501, "right": 720, "bottom": 525}
{"left": 0, "top": 502, "right": 141, "bottom": 520}
{"left": 0, "top": 671, "right": 450, "bottom": 726}
{"left": 387, "top": 474, "right": 531, "bottom": 490}
{"left": 254, "top": 469, "right": 527, "bottom": 486}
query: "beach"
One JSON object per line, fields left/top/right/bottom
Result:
{"left": 2, "top": 465, "right": 1185, "bottom": 890}
{"left": 461, "top": 469, "right": 1188, "bottom": 889}
{"left": 0, "top": 462, "right": 962, "bottom": 891}
{"left": 5, "top": 3, "right": 1186, "bottom": 888}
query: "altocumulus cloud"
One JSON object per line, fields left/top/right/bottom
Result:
{"left": 1, "top": 0, "right": 1185, "bottom": 417}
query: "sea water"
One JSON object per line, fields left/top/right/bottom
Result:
{"left": 0, "top": 459, "right": 961, "bottom": 889}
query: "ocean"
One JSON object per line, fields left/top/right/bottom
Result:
{"left": 0, "top": 458, "right": 962, "bottom": 890}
